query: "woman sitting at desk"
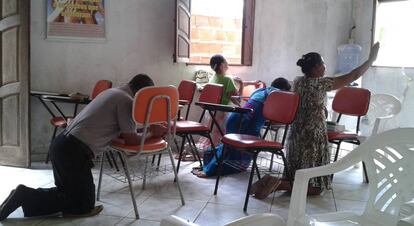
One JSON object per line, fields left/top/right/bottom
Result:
{"left": 193, "top": 77, "right": 291, "bottom": 178}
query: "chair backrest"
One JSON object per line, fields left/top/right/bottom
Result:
{"left": 332, "top": 87, "right": 371, "bottom": 116}
{"left": 262, "top": 91, "right": 299, "bottom": 124}
{"left": 332, "top": 87, "right": 371, "bottom": 133}
{"left": 241, "top": 80, "right": 266, "bottom": 101}
{"left": 262, "top": 91, "right": 299, "bottom": 145}
{"left": 368, "top": 94, "right": 402, "bottom": 135}
{"left": 199, "top": 83, "right": 223, "bottom": 104}
{"left": 133, "top": 86, "right": 179, "bottom": 125}
{"left": 287, "top": 128, "right": 414, "bottom": 226}
{"left": 361, "top": 128, "right": 414, "bottom": 225}
{"left": 178, "top": 80, "right": 196, "bottom": 103}
{"left": 178, "top": 80, "right": 197, "bottom": 120}
{"left": 91, "top": 80, "right": 113, "bottom": 99}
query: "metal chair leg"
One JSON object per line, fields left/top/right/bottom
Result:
{"left": 167, "top": 147, "right": 185, "bottom": 205}
{"left": 331, "top": 142, "right": 342, "bottom": 180}
{"left": 105, "top": 152, "right": 114, "bottom": 169}
{"left": 119, "top": 152, "right": 140, "bottom": 219}
{"left": 280, "top": 153, "right": 293, "bottom": 188}
{"left": 244, "top": 152, "right": 258, "bottom": 212}
{"left": 269, "top": 153, "right": 275, "bottom": 172}
{"left": 255, "top": 163, "right": 261, "bottom": 180}
{"left": 188, "top": 135, "right": 203, "bottom": 167}
{"left": 333, "top": 142, "right": 341, "bottom": 162}
{"left": 176, "top": 137, "right": 186, "bottom": 174}
{"left": 97, "top": 151, "right": 105, "bottom": 201}
{"left": 151, "top": 155, "right": 156, "bottom": 165}
{"left": 142, "top": 157, "right": 149, "bottom": 190}
{"left": 109, "top": 151, "right": 120, "bottom": 171}
{"left": 156, "top": 154, "right": 162, "bottom": 169}
{"left": 362, "top": 161, "right": 369, "bottom": 183}
{"left": 214, "top": 144, "right": 226, "bottom": 195}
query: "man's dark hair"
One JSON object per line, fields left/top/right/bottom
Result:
{"left": 271, "top": 77, "right": 291, "bottom": 91}
{"left": 128, "top": 74, "right": 154, "bottom": 94}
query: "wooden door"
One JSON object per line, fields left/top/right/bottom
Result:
{"left": 0, "top": 0, "right": 30, "bottom": 167}
{"left": 174, "top": 0, "right": 190, "bottom": 63}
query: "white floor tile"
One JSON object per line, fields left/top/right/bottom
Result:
{"left": 126, "top": 196, "right": 204, "bottom": 222}
{"left": 0, "top": 161, "right": 371, "bottom": 225}
{"left": 194, "top": 203, "right": 264, "bottom": 226}
{"left": 116, "top": 217, "right": 160, "bottom": 226}
{"left": 37, "top": 215, "right": 122, "bottom": 226}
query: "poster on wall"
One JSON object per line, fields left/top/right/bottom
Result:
{"left": 46, "top": 0, "right": 106, "bottom": 41}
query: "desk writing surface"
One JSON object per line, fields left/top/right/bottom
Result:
{"left": 195, "top": 101, "right": 253, "bottom": 114}
{"left": 30, "top": 90, "right": 69, "bottom": 97}
{"left": 41, "top": 95, "right": 91, "bottom": 104}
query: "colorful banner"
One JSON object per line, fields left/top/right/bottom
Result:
{"left": 47, "top": 0, "right": 105, "bottom": 40}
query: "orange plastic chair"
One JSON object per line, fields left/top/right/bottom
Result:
{"left": 91, "top": 79, "right": 113, "bottom": 99}
{"left": 45, "top": 80, "right": 113, "bottom": 163}
{"left": 151, "top": 80, "right": 197, "bottom": 166}
{"left": 175, "top": 83, "right": 224, "bottom": 173}
{"left": 178, "top": 80, "right": 197, "bottom": 120}
{"left": 96, "top": 86, "right": 185, "bottom": 219}
{"left": 214, "top": 91, "right": 300, "bottom": 211}
{"left": 328, "top": 87, "right": 371, "bottom": 181}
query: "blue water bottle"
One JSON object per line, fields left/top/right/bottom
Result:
{"left": 337, "top": 39, "right": 362, "bottom": 74}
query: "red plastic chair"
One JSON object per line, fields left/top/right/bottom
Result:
{"left": 97, "top": 86, "right": 185, "bottom": 219}
{"left": 178, "top": 80, "right": 197, "bottom": 120}
{"left": 91, "top": 79, "right": 113, "bottom": 99}
{"left": 214, "top": 91, "right": 300, "bottom": 211}
{"left": 151, "top": 80, "right": 197, "bottom": 166}
{"left": 328, "top": 87, "right": 371, "bottom": 181}
{"left": 45, "top": 80, "right": 113, "bottom": 163}
{"left": 175, "top": 83, "right": 224, "bottom": 173}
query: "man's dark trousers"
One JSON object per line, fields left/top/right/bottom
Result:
{"left": 20, "top": 133, "right": 95, "bottom": 217}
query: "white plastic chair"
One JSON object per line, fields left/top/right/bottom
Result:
{"left": 160, "top": 213, "right": 286, "bottom": 226}
{"left": 287, "top": 128, "right": 414, "bottom": 226}
{"left": 362, "top": 93, "right": 402, "bottom": 139}
{"left": 160, "top": 215, "right": 199, "bottom": 226}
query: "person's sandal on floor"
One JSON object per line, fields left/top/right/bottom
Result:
{"left": 253, "top": 176, "right": 281, "bottom": 199}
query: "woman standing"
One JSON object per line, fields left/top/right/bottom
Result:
{"left": 284, "top": 42, "right": 380, "bottom": 194}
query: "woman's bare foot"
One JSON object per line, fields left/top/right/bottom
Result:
{"left": 195, "top": 171, "right": 208, "bottom": 178}
{"left": 191, "top": 168, "right": 208, "bottom": 178}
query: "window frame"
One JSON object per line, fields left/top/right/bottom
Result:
{"left": 174, "top": 0, "right": 255, "bottom": 66}
{"left": 372, "top": 0, "right": 414, "bottom": 68}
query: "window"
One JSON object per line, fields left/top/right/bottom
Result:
{"left": 174, "top": 0, "right": 255, "bottom": 65}
{"left": 374, "top": 0, "right": 414, "bottom": 67}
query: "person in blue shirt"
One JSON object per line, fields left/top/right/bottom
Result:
{"left": 193, "top": 77, "right": 291, "bottom": 177}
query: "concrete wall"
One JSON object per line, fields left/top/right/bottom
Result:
{"left": 353, "top": 0, "right": 414, "bottom": 136}
{"left": 30, "top": 0, "right": 353, "bottom": 159}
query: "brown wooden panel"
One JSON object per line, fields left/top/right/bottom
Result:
{"left": 175, "top": 0, "right": 191, "bottom": 62}
{"left": 178, "top": 6, "right": 189, "bottom": 36}
{"left": 178, "top": 36, "right": 190, "bottom": 58}
{"left": 241, "top": 0, "right": 255, "bottom": 66}
{"left": 2, "top": 27, "right": 18, "bottom": 85}
{"left": 2, "top": 0, "right": 18, "bottom": 18}
{"left": 179, "top": 0, "right": 190, "bottom": 13}
{"left": 2, "top": 94, "right": 19, "bottom": 146}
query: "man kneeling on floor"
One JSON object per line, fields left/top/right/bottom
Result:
{"left": 0, "top": 74, "right": 166, "bottom": 221}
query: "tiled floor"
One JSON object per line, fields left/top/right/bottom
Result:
{"left": 0, "top": 155, "right": 368, "bottom": 226}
